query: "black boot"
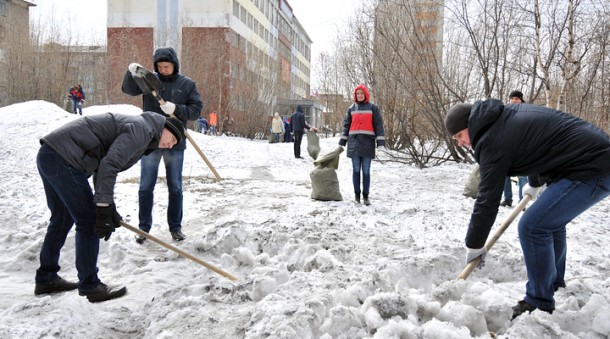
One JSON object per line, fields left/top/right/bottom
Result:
{"left": 500, "top": 200, "right": 513, "bottom": 207}
{"left": 355, "top": 193, "right": 361, "bottom": 203}
{"left": 363, "top": 193, "right": 370, "bottom": 206}
{"left": 79, "top": 283, "right": 127, "bottom": 303}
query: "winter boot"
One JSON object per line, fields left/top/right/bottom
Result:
{"left": 79, "top": 282, "right": 127, "bottom": 303}
{"left": 355, "top": 193, "right": 361, "bottom": 203}
{"left": 511, "top": 300, "right": 553, "bottom": 320}
{"left": 363, "top": 193, "right": 370, "bottom": 206}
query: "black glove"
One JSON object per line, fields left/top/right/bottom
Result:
{"left": 94, "top": 205, "right": 122, "bottom": 241}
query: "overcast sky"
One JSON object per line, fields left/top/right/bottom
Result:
{"left": 28, "top": 0, "right": 363, "bottom": 86}
{"left": 28, "top": 0, "right": 361, "bottom": 55}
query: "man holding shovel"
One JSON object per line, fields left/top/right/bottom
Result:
{"left": 122, "top": 47, "right": 203, "bottom": 243}
{"left": 445, "top": 99, "right": 610, "bottom": 319}
{"left": 35, "top": 112, "right": 185, "bottom": 302}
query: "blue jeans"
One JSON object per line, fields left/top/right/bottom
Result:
{"left": 518, "top": 175, "right": 610, "bottom": 310}
{"left": 503, "top": 176, "right": 528, "bottom": 201}
{"left": 138, "top": 148, "right": 184, "bottom": 232}
{"left": 72, "top": 99, "right": 82, "bottom": 115}
{"left": 351, "top": 156, "right": 372, "bottom": 194}
{"left": 36, "top": 144, "right": 101, "bottom": 291}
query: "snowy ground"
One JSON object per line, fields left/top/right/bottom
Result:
{"left": 0, "top": 101, "right": 608, "bottom": 339}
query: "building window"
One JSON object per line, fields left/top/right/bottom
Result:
{"left": 233, "top": 1, "right": 239, "bottom": 17}
{"left": 0, "top": 0, "right": 7, "bottom": 16}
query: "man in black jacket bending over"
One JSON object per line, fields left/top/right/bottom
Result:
{"left": 445, "top": 99, "right": 610, "bottom": 319}
{"left": 35, "top": 112, "right": 184, "bottom": 302}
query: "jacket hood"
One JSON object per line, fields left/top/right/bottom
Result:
{"left": 296, "top": 105, "right": 303, "bottom": 113}
{"left": 153, "top": 47, "right": 180, "bottom": 75}
{"left": 469, "top": 99, "right": 503, "bottom": 148}
{"left": 353, "top": 84, "right": 370, "bottom": 103}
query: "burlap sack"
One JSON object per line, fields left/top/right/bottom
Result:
{"left": 462, "top": 164, "right": 480, "bottom": 199}
{"left": 307, "top": 131, "right": 320, "bottom": 160}
{"left": 313, "top": 146, "right": 343, "bottom": 170}
{"left": 310, "top": 146, "right": 344, "bottom": 201}
{"left": 310, "top": 168, "right": 343, "bottom": 201}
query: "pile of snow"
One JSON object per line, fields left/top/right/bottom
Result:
{"left": 0, "top": 101, "right": 608, "bottom": 338}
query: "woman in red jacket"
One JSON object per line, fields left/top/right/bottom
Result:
{"left": 338, "top": 84, "right": 385, "bottom": 205}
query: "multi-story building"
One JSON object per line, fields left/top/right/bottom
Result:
{"left": 107, "top": 0, "right": 319, "bottom": 135}
{"left": 0, "top": 0, "right": 35, "bottom": 107}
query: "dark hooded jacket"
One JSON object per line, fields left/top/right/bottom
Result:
{"left": 465, "top": 98, "right": 610, "bottom": 248}
{"left": 289, "top": 105, "right": 310, "bottom": 133}
{"left": 40, "top": 112, "right": 167, "bottom": 205}
{"left": 338, "top": 84, "right": 385, "bottom": 158}
{"left": 121, "top": 47, "right": 202, "bottom": 150}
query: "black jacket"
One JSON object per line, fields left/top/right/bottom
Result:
{"left": 290, "top": 105, "right": 310, "bottom": 133}
{"left": 121, "top": 47, "right": 202, "bottom": 150}
{"left": 466, "top": 99, "right": 610, "bottom": 248}
{"left": 41, "top": 112, "right": 166, "bottom": 205}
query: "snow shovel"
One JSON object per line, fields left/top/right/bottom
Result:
{"left": 457, "top": 194, "right": 532, "bottom": 280}
{"left": 131, "top": 66, "right": 222, "bottom": 182}
{"left": 120, "top": 221, "right": 238, "bottom": 281}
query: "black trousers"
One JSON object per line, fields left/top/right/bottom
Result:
{"left": 293, "top": 131, "right": 304, "bottom": 158}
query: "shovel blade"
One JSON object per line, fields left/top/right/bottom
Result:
{"left": 132, "top": 67, "right": 164, "bottom": 95}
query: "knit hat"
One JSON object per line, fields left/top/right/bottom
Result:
{"left": 164, "top": 117, "right": 185, "bottom": 143}
{"left": 509, "top": 90, "right": 524, "bottom": 103}
{"left": 444, "top": 103, "right": 473, "bottom": 135}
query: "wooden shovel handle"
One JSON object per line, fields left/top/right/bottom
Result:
{"left": 457, "top": 194, "right": 532, "bottom": 280}
{"left": 120, "top": 221, "right": 238, "bottom": 281}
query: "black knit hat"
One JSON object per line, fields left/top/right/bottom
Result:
{"left": 164, "top": 117, "right": 185, "bottom": 143}
{"left": 509, "top": 90, "right": 524, "bottom": 102}
{"left": 445, "top": 103, "right": 473, "bottom": 135}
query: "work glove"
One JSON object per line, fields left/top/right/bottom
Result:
{"left": 465, "top": 247, "right": 487, "bottom": 269}
{"left": 523, "top": 183, "right": 542, "bottom": 201}
{"left": 338, "top": 139, "right": 347, "bottom": 146}
{"left": 128, "top": 62, "right": 144, "bottom": 76}
{"left": 94, "top": 204, "right": 122, "bottom": 241}
{"left": 160, "top": 101, "right": 176, "bottom": 115}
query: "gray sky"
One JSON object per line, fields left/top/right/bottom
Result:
{"left": 29, "top": 0, "right": 362, "bottom": 85}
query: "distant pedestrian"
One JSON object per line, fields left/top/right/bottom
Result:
{"left": 290, "top": 105, "right": 316, "bottom": 158}
{"left": 198, "top": 116, "right": 209, "bottom": 134}
{"left": 209, "top": 112, "right": 218, "bottom": 135}
{"left": 500, "top": 90, "right": 529, "bottom": 207}
{"left": 68, "top": 84, "right": 85, "bottom": 115}
{"left": 271, "top": 112, "right": 284, "bottom": 142}
{"left": 283, "top": 117, "right": 292, "bottom": 143}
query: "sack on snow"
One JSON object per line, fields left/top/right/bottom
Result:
{"left": 462, "top": 163, "right": 480, "bottom": 199}
{"left": 307, "top": 131, "right": 320, "bottom": 160}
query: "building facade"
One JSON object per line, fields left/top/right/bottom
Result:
{"left": 107, "top": 0, "right": 316, "bottom": 135}
{"left": 0, "top": 0, "right": 34, "bottom": 107}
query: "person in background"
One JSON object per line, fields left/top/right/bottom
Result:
{"left": 198, "top": 116, "right": 209, "bottom": 134}
{"left": 290, "top": 105, "right": 316, "bottom": 158}
{"left": 121, "top": 47, "right": 203, "bottom": 243}
{"left": 444, "top": 98, "right": 610, "bottom": 320}
{"left": 500, "top": 90, "right": 529, "bottom": 207}
{"left": 35, "top": 111, "right": 185, "bottom": 302}
{"left": 283, "top": 117, "right": 292, "bottom": 143}
{"left": 271, "top": 112, "right": 284, "bottom": 143}
{"left": 339, "top": 84, "right": 385, "bottom": 206}
{"left": 209, "top": 112, "right": 218, "bottom": 135}
{"left": 68, "top": 84, "right": 85, "bottom": 115}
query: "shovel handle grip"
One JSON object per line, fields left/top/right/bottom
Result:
{"left": 457, "top": 194, "right": 532, "bottom": 280}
